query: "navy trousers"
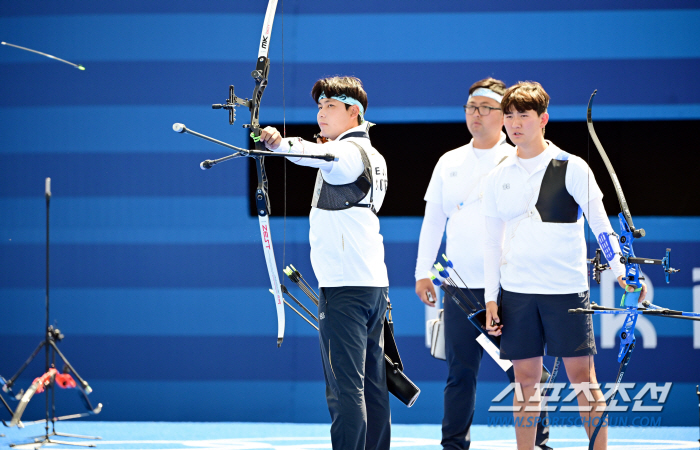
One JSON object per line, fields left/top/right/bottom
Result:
{"left": 441, "top": 288, "right": 550, "bottom": 450}
{"left": 319, "top": 286, "right": 391, "bottom": 450}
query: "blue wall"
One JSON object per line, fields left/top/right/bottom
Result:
{"left": 1, "top": 1, "right": 699, "bottom": 425}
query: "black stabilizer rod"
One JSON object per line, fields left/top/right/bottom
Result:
{"left": 172, "top": 123, "right": 338, "bottom": 170}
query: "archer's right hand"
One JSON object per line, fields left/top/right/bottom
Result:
{"left": 485, "top": 301, "right": 502, "bottom": 336}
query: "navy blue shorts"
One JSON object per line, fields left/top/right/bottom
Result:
{"left": 499, "top": 290, "right": 596, "bottom": 361}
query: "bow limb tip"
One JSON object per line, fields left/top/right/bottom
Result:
{"left": 587, "top": 90, "right": 598, "bottom": 113}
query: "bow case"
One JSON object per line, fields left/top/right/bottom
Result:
{"left": 384, "top": 301, "right": 420, "bottom": 407}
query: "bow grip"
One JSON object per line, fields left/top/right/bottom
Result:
{"left": 621, "top": 287, "right": 642, "bottom": 307}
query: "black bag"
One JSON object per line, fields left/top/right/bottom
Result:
{"left": 383, "top": 301, "right": 420, "bottom": 407}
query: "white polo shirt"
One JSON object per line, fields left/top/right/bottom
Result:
{"left": 481, "top": 142, "right": 603, "bottom": 296}
{"left": 415, "top": 133, "right": 514, "bottom": 287}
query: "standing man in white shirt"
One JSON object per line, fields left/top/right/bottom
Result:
{"left": 259, "top": 76, "right": 390, "bottom": 450}
{"left": 414, "top": 78, "right": 549, "bottom": 449}
{"left": 482, "top": 81, "right": 646, "bottom": 450}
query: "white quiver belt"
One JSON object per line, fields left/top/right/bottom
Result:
{"left": 311, "top": 141, "right": 386, "bottom": 214}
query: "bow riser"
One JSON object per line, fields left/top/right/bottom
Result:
{"left": 248, "top": 56, "right": 270, "bottom": 143}
{"left": 618, "top": 213, "right": 642, "bottom": 291}
{"left": 617, "top": 313, "right": 638, "bottom": 363}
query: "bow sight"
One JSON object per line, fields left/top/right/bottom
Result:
{"left": 212, "top": 56, "right": 270, "bottom": 129}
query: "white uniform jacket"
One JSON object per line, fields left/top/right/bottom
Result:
{"left": 275, "top": 123, "right": 389, "bottom": 288}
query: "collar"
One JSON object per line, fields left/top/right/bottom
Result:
{"left": 336, "top": 121, "right": 373, "bottom": 141}
{"left": 513, "top": 140, "right": 560, "bottom": 173}
{"left": 501, "top": 140, "right": 559, "bottom": 169}
{"left": 469, "top": 131, "right": 508, "bottom": 151}
{"left": 339, "top": 131, "right": 369, "bottom": 141}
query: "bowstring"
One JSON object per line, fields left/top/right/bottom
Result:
{"left": 586, "top": 105, "right": 594, "bottom": 431}
{"left": 281, "top": 0, "right": 287, "bottom": 276}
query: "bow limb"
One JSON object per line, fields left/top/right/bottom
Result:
{"left": 587, "top": 91, "right": 642, "bottom": 238}
{"left": 588, "top": 337, "right": 635, "bottom": 450}
{"left": 259, "top": 214, "right": 285, "bottom": 347}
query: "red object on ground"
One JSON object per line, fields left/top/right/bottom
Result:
{"left": 55, "top": 373, "right": 77, "bottom": 389}
{"left": 32, "top": 368, "right": 77, "bottom": 393}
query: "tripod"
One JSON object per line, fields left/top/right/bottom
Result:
{"left": 3, "top": 178, "right": 101, "bottom": 448}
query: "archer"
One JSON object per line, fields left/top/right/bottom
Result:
{"left": 481, "top": 81, "right": 646, "bottom": 450}
{"left": 259, "top": 76, "right": 391, "bottom": 450}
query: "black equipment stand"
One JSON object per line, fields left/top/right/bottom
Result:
{"left": 3, "top": 179, "right": 101, "bottom": 448}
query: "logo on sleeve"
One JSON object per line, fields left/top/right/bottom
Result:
{"left": 503, "top": 183, "right": 510, "bottom": 190}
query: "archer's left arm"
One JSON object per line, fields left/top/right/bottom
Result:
{"left": 582, "top": 197, "right": 647, "bottom": 300}
{"left": 567, "top": 158, "right": 647, "bottom": 299}
{"left": 259, "top": 126, "right": 363, "bottom": 178}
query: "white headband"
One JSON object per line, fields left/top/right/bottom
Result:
{"left": 468, "top": 87, "right": 503, "bottom": 104}
{"left": 318, "top": 92, "right": 365, "bottom": 122}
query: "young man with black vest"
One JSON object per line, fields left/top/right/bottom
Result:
{"left": 259, "top": 76, "right": 390, "bottom": 450}
{"left": 482, "top": 81, "right": 646, "bottom": 450}
{"left": 415, "top": 77, "right": 549, "bottom": 449}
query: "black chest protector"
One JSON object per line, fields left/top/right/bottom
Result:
{"left": 311, "top": 131, "right": 376, "bottom": 214}
{"left": 535, "top": 154, "right": 581, "bottom": 223}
